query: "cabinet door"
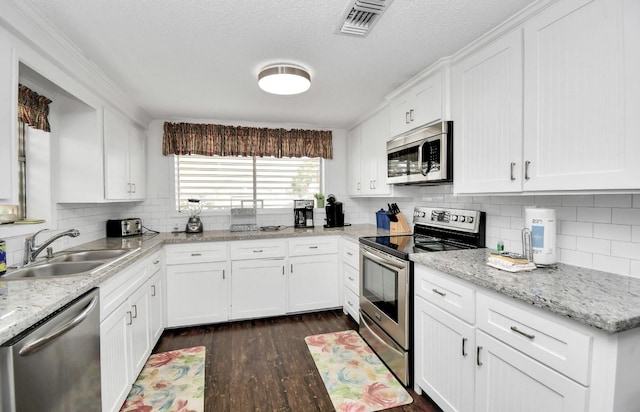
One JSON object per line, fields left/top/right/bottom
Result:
{"left": 288, "top": 254, "right": 339, "bottom": 313}
{"left": 411, "top": 71, "right": 443, "bottom": 128}
{"left": 230, "top": 259, "right": 286, "bottom": 320}
{"left": 103, "top": 108, "right": 130, "bottom": 200}
{"left": 415, "top": 297, "right": 475, "bottom": 412}
{"left": 129, "top": 283, "right": 151, "bottom": 378}
{"left": 475, "top": 331, "right": 588, "bottom": 412}
{"left": 100, "top": 301, "right": 133, "bottom": 412}
{"left": 389, "top": 90, "right": 412, "bottom": 137}
{"left": 522, "top": 0, "right": 639, "bottom": 191}
{"left": 346, "top": 124, "right": 363, "bottom": 196}
{"left": 148, "top": 270, "right": 164, "bottom": 344}
{"left": 452, "top": 29, "right": 524, "bottom": 194}
{"left": 166, "top": 261, "right": 229, "bottom": 327}
{"left": 360, "top": 105, "right": 392, "bottom": 196}
{"left": 128, "top": 125, "right": 146, "bottom": 200}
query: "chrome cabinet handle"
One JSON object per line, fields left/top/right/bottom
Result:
{"left": 290, "top": 264, "right": 293, "bottom": 273}
{"left": 348, "top": 276, "right": 355, "bottom": 281}
{"left": 510, "top": 162, "right": 516, "bottom": 181}
{"left": 127, "top": 311, "right": 133, "bottom": 325}
{"left": 357, "top": 182, "right": 361, "bottom": 191}
{"left": 132, "top": 183, "right": 136, "bottom": 193}
{"left": 346, "top": 252, "right": 353, "bottom": 256}
{"left": 191, "top": 253, "right": 202, "bottom": 256}
{"left": 405, "top": 111, "right": 411, "bottom": 124}
{"left": 309, "top": 246, "right": 318, "bottom": 249}
{"left": 432, "top": 288, "right": 446, "bottom": 297}
{"left": 253, "top": 249, "right": 263, "bottom": 253}
{"left": 127, "top": 183, "right": 132, "bottom": 193}
{"left": 151, "top": 285, "right": 156, "bottom": 296}
{"left": 525, "top": 160, "right": 531, "bottom": 180}
{"left": 131, "top": 304, "right": 138, "bottom": 319}
{"left": 282, "top": 266, "right": 285, "bottom": 275}
{"left": 19, "top": 296, "right": 98, "bottom": 356}
{"left": 222, "top": 269, "right": 225, "bottom": 280}
{"left": 510, "top": 326, "right": 535, "bottom": 340}
{"left": 462, "top": 337, "right": 468, "bottom": 357}
{"left": 347, "top": 300, "right": 354, "bottom": 307}
{"left": 153, "top": 260, "right": 160, "bottom": 265}
{"left": 409, "top": 109, "right": 415, "bottom": 122}
{"left": 477, "top": 346, "right": 483, "bottom": 366}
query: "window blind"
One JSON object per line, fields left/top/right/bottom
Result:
{"left": 175, "top": 155, "right": 321, "bottom": 210}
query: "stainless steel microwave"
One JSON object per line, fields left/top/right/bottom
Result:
{"left": 386, "top": 121, "right": 453, "bottom": 185}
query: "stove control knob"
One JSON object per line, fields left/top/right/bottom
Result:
{"left": 421, "top": 212, "right": 426, "bottom": 217}
{"left": 451, "top": 215, "right": 458, "bottom": 221}
{"left": 459, "top": 216, "right": 466, "bottom": 222}
{"left": 468, "top": 216, "right": 474, "bottom": 223}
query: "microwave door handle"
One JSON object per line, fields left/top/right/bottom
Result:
{"left": 420, "top": 141, "right": 431, "bottom": 176}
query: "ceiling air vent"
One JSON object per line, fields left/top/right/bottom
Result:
{"left": 338, "top": 0, "right": 394, "bottom": 37}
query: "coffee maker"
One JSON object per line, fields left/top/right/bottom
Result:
{"left": 324, "top": 194, "right": 345, "bottom": 228}
{"left": 294, "top": 199, "right": 315, "bottom": 228}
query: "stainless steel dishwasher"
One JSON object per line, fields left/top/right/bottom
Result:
{"left": 0, "top": 288, "right": 101, "bottom": 412}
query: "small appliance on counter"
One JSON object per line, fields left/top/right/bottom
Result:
{"left": 185, "top": 198, "right": 204, "bottom": 233}
{"left": 294, "top": 199, "right": 315, "bottom": 228}
{"left": 523, "top": 207, "right": 556, "bottom": 266}
{"left": 107, "top": 218, "right": 142, "bottom": 237}
{"left": 324, "top": 194, "right": 345, "bottom": 228}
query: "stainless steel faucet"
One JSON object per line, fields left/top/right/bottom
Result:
{"left": 23, "top": 229, "right": 80, "bottom": 265}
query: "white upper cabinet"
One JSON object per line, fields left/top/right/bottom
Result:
{"left": 104, "top": 108, "right": 146, "bottom": 200}
{"left": 389, "top": 66, "right": 447, "bottom": 137}
{"left": 521, "top": 0, "right": 640, "bottom": 191}
{"left": 347, "top": 105, "right": 393, "bottom": 197}
{"left": 0, "top": 33, "right": 16, "bottom": 201}
{"left": 452, "top": 29, "right": 524, "bottom": 194}
{"left": 454, "top": 0, "right": 640, "bottom": 194}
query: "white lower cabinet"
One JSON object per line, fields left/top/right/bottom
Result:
{"left": 230, "top": 258, "right": 286, "bottom": 320}
{"left": 100, "top": 252, "right": 162, "bottom": 412}
{"left": 415, "top": 297, "right": 475, "bottom": 412}
{"left": 341, "top": 238, "right": 360, "bottom": 322}
{"left": 164, "top": 243, "right": 229, "bottom": 327}
{"left": 148, "top": 268, "right": 164, "bottom": 343}
{"left": 288, "top": 254, "right": 339, "bottom": 313}
{"left": 165, "top": 261, "right": 229, "bottom": 327}
{"left": 475, "top": 330, "right": 588, "bottom": 412}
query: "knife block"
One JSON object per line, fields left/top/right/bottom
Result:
{"left": 390, "top": 212, "right": 411, "bottom": 234}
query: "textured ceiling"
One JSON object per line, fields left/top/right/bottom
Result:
{"left": 26, "top": 0, "right": 536, "bottom": 129}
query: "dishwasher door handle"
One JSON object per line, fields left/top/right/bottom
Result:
{"left": 19, "top": 296, "right": 99, "bottom": 356}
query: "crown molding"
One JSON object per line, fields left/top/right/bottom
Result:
{"left": 0, "top": 0, "right": 151, "bottom": 128}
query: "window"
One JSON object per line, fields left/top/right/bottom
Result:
{"left": 175, "top": 155, "right": 321, "bottom": 211}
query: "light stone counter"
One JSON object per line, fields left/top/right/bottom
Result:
{"left": 410, "top": 248, "right": 640, "bottom": 333}
{"left": 0, "top": 225, "right": 383, "bottom": 345}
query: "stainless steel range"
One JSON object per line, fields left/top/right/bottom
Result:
{"left": 358, "top": 206, "right": 485, "bottom": 386}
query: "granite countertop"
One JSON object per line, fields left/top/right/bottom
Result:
{"left": 410, "top": 248, "right": 640, "bottom": 334}
{"left": 0, "top": 224, "right": 383, "bottom": 345}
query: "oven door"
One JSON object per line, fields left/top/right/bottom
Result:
{"left": 359, "top": 244, "right": 409, "bottom": 349}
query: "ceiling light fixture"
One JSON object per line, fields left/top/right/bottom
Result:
{"left": 258, "top": 64, "right": 311, "bottom": 95}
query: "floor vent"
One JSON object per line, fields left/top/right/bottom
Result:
{"left": 337, "top": 0, "right": 394, "bottom": 37}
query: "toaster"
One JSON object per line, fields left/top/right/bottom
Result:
{"left": 106, "top": 218, "right": 142, "bottom": 237}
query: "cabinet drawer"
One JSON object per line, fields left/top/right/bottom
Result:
{"left": 287, "top": 236, "right": 338, "bottom": 256}
{"left": 476, "top": 292, "right": 592, "bottom": 385}
{"left": 147, "top": 250, "right": 162, "bottom": 275}
{"left": 342, "top": 239, "right": 359, "bottom": 269}
{"left": 344, "top": 263, "right": 359, "bottom": 295}
{"left": 343, "top": 286, "right": 359, "bottom": 323}
{"left": 230, "top": 239, "right": 286, "bottom": 260}
{"left": 414, "top": 264, "right": 475, "bottom": 324}
{"left": 165, "top": 243, "right": 227, "bottom": 264}
{"left": 100, "top": 259, "right": 148, "bottom": 321}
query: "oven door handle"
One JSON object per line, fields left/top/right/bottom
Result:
{"left": 361, "top": 247, "right": 406, "bottom": 270}
{"left": 360, "top": 312, "right": 406, "bottom": 357}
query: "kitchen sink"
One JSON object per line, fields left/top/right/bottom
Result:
{"left": 2, "top": 261, "right": 105, "bottom": 280}
{"left": 49, "top": 248, "right": 133, "bottom": 262}
{"left": 1, "top": 248, "right": 140, "bottom": 280}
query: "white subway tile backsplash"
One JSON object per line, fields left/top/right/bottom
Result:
{"left": 611, "top": 241, "right": 640, "bottom": 260}
{"left": 555, "top": 206, "right": 577, "bottom": 221}
{"left": 500, "top": 204, "right": 522, "bottom": 217}
{"left": 562, "top": 221, "right": 593, "bottom": 237}
{"left": 510, "top": 217, "right": 524, "bottom": 229}
{"left": 576, "top": 237, "right": 611, "bottom": 255}
{"left": 562, "top": 195, "right": 594, "bottom": 207}
{"left": 490, "top": 196, "right": 512, "bottom": 205}
{"left": 594, "top": 194, "right": 633, "bottom": 208}
{"left": 510, "top": 196, "right": 534, "bottom": 206}
{"left": 560, "top": 249, "right": 593, "bottom": 268}
{"left": 633, "top": 226, "right": 640, "bottom": 243}
{"left": 631, "top": 260, "right": 640, "bottom": 279}
{"left": 592, "top": 254, "right": 630, "bottom": 276}
{"left": 535, "top": 196, "right": 563, "bottom": 207}
{"left": 633, "top": 195, "right": 640, "bottom": 208}
{"left": 612, "top": 209, "right": 640, "bottom": 225}
{"left": 593, "top": 224, "right": 631, "bottom": 241}
{"left": 556, "top": 234, "right": 577, "bottom": 250}
{"left": 489, "top": 215, "right": 511, "bottom": 229}
{"left": 577, "top": 207, "right": 611, "bottom": 224}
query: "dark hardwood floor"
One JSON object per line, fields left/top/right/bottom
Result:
{"left": 153, "top": 310, "right": 443, "bottom": 412}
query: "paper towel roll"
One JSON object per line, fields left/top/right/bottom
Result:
{"left": 525, "top": 207, "right": 556, "bottom": 265}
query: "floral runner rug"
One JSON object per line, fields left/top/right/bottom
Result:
{"left": 119, "top": 346, "right": 205, "bottom": 412}
{"left": 305, "top": 330, "right": 413, "bottom": 412}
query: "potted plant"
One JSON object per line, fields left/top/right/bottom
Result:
{"left": 314, "top": 193, "right": 325, "bottom": 208}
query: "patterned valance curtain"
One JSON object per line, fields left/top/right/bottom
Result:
{"left": 18, "top": 84, "right": 53, "bottom": 132}
{"left": 163, "top": 122, "right": 333, "bottom": 159}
